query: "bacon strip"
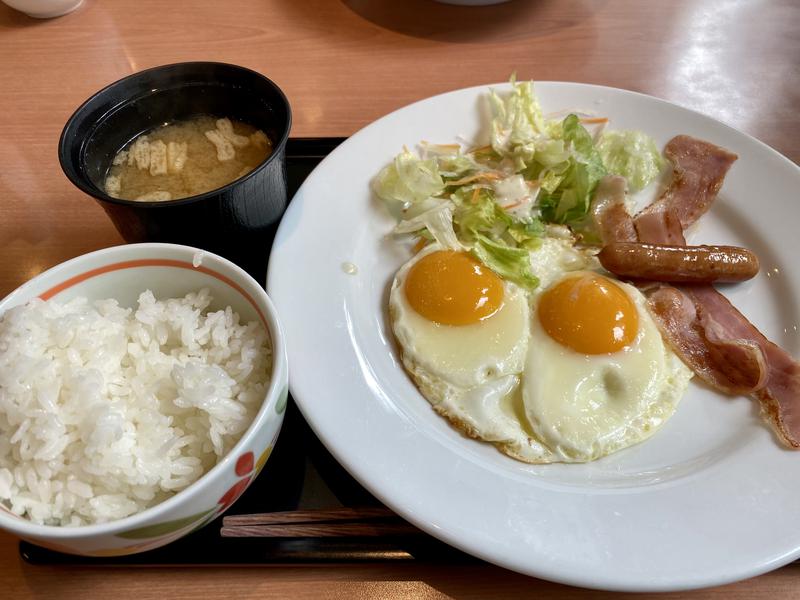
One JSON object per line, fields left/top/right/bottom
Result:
{"left": 756, "top": 354, "right": 800, "bottom": 449}
{"left": 685, "top": 286, "right": 800, "bottom": 447}
{"left": 634, "top": 209, "right": 687, "bottom": 245}
{"left": 647, "top": 285, "right": 767, "bottom": 394}
{"left": 593, "top": 135, "right": 800, "bottom": 447}
{"left": 637, "top": 135, "right": 738, "bottom": 230}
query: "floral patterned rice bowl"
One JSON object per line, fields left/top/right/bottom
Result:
{"left": 0, "top": 243, "right": 288, "bottom": 556}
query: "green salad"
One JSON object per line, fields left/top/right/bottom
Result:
{"left": 373, "top": 79, "right": 664, "bottom": 289}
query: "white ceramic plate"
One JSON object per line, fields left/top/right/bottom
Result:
{"left": 267, "top": 82, "right": 800, "bottom": 592}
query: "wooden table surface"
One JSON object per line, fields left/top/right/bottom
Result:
{"left": 0, "top": 0, "right": 798, "bottom": 597}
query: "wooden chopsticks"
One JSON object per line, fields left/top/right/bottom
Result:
{"left": 220, "top": 507, "right": 422, "bottom": 538}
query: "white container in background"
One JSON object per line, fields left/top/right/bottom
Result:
{"left": 1, "top": 0, "right": 83, "bottom": 18}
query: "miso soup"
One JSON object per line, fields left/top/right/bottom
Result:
{"left": 104, "top": 116, "right": 273, "bottom": 202}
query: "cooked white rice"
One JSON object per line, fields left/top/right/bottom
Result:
{"left": 0, "top": 289, "right": 271, "bottom": 526}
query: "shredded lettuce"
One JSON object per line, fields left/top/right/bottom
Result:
{"left": 538, "top": 114, "right": 607, "bottom": 224}
{"left": 373, "top": 149, "right": 445, "bottom": 206}
{"left": 532, "top": 139, "right": 570, "bottom": 168}
{"left": 596, "top": 130, "right": 664, "bottom": 192}
{"left": 471, "top": 233, "right": 539, "bottom": 289}
{"left": 452, "top": 188, "right": 543, "bottom": 257}
{"left": 374, "top": 78, "right": 664, "bottom": 291}
{"left": 488, "top": 78, "right": 567, "bottom": 171}
{"left": 393, "top": 202, "right": 460, "bottom": 250}
{"left": 507, "top": 218, "right": 545, "bottom": 250}
{"left": 453, "top": 188, "right": 510, "bottom": 236}
{"left": 489, "top": 80, "right": 545, "bottom": 156}
{"left": 421, "top": 143, "right": 480, "bottom": 178}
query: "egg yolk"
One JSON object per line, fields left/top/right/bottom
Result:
{"left": 537, "top": 273, "right": 638, "bottom": 354}
{"left": 405, "top": 250, "right": 504, "bottom": 325}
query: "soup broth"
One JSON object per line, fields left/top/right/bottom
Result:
{"left": 104, "top": 115, "right": 272, "bottom": 202}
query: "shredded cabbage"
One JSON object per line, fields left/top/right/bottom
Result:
{"left": 373, "top": 78, "right": 665, "bottom": 290}
{"left": 489, "top": 78, "right": 548, "bottom": 169}
{"left": 373, "top": 149, "right": 445, "bottom": 207}
{"left": 471, "top": 233, "right": 539, "bottom": 289}
{"left": 394, "top": 202, "right": 460, "bottom": 250}
{"left": 597, "top": 130, "right": 665, "bottom": 192}
{"left": 538, "top": 114, "right": 607, "bottom": 224}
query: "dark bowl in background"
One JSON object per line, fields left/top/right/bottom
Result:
{"left": 58, "top": 62, "right": 292, "bottom": 276}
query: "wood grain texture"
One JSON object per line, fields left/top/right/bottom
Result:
{"left": 220, "top": 522, "right": 421, "bottom": 538}
{"left": 0, "top": 0, "right": 799, "bottom": 597}
{"left": 222, "top": 506, "right": 398, "bottom": 526}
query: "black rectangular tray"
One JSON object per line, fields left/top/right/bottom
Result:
{"left": 20, "top": 138, "right": 476, "bottom": 567}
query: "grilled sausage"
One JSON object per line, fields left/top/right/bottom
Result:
{"left": 597, "top": 242, "right": 760, "bottom": 283}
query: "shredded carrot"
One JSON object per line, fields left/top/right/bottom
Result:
{"left": 468, "top": 144, "right": 493, "bottom": 154}
{"left": 471, "top": 187, "right": 480, "bottom": 204}
{"left": 448, "top": 171, "right": 504, "bottom": 186}
{"left": 412, "top": 237, "right": 428, "bottom": 254}
{"left": 501, "top": 200, "right": 523, "bottom": 210}
{"left": 579, "top": 117, "right": 609, "bottom": 125}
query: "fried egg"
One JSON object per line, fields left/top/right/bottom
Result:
{"left": 389, "top": 243, "right": 544, "bottom": 452}
{"left": 389, "top": 236, "right": 693, "bottom": 463}
{"left": 524, "top": 271, "right": 693, "bottom": 462}
{"left": 389, "top": 243, "right": 528, "bottom": 390}
{"left": 388, "top": 240, "right": 566, "bottom": 461}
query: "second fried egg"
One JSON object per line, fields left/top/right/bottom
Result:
{"left": 523, "top": 271, "right": 693, "bottom": 463}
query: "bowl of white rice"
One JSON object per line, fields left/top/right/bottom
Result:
{"left": 0, "top": 243, "right": 287, "bottom": 556}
